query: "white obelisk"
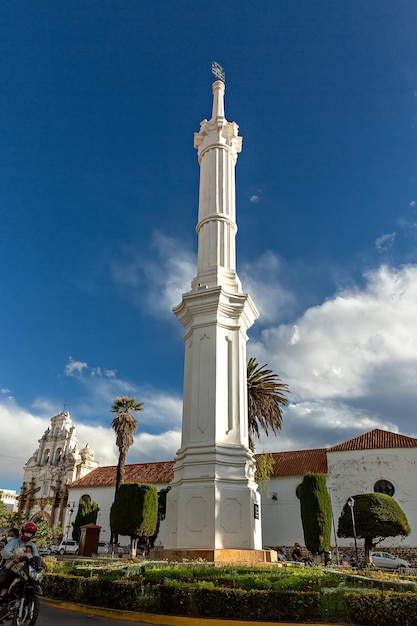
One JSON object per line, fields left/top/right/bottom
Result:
{"left": 164, "top": 77, "right": 262, "bottom": 556}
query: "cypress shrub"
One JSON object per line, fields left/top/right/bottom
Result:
{"left": 299, "top": 473, "right": 332, "bottom": 555}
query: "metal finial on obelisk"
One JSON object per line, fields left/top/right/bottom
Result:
{"left": 212, "top": 61, "right": 225, "bottom": 83}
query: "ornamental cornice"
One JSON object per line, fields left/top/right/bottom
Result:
{"left": 194, "top": 120, "right": 242, "bottom": 163}
{"left": 173, "top": 287, "right": 259, "bottom": 333}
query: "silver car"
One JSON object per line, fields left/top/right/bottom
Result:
{"left": 371, "top": 551, "right": 411, "bottom": 569}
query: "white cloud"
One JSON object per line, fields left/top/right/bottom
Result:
{"left": 375, "top": 232, "right": 396, "bottom": 252}
{"left": 241, "top": 251, "right": 297, "bottom": 324}
{"left": 0, "top": 402, "right": 52, "bottom": 490}
{"left": 250, "top": 264, "right": 417, "bottom": 441}
{"left": 255, "top": 399, "right": 398, "bottom": 453}
{"left": 250, "top": 195, "right": 260, "bottom": 203}
{"left": 410, "top": 200, "right": 417, "bottom": 207}
{"left": 64, "top": 358, "right": 88, "bottom": 378}
{"left": 110, "top": 231, "right": 195, "bottom": 317}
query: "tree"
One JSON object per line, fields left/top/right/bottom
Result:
{"left": 255, "top": 453, "right": 275, "bottom": 496}
{"left": 110, "top": 396, "right": 143, "bottom": 494}
{"left": 32, "top": 521, "right": 63, "bottom": 547}
{"left": 299, "top": 473, "right": 332, "bottom": 558}
{"left": 146, "top": 486, "right": 171, "bottom": 551}
{"left": 110, "top": 396, "right": 143, "bottom": 553}
{"left": 72, "top": 498, "right": 100, "bottom": 541}
{"left": 247, "top": 357, "right": 289, "bottom": 451}
{"left": 337, "top": 493, "right": 411, "bottom": 563}
{"left": 110, "top": 483, "right": 158, "bottom": 557}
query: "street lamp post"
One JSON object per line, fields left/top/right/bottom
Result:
{"left": 347, "top": 497, "right": 359, "bottom": 564}
{"left": 65, "top": 503, "right": 75, "bottom": 553}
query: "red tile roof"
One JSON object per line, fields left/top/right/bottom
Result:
{"left": 70, "top": 450, "right": 328, "bottom": 488}
{"left": 70, "top": 461, "right": 174, "bottom": 488}
{"left": 328, "top": 428, "right": 417, "bottom": 452}
{"left": 266, "top": 449, "right": 328, "bottom": 477}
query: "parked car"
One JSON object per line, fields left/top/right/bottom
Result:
{"left": 97, "top": 541, "right": 109, "bottom": 554}
{"left": 97, "top": 541, "right": 123, "bottom": 556}
{"left": 38, "top": 544, "right": 59, "bottom": 556}
{"left": 58, "top": 540, "right": 79, "bottom": 555}
{"left": 371, "top": 551, "right": 411, "bottom": 569}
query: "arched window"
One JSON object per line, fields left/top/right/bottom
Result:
{"left": 43, "top": 449, "right": 50, "bottom": 464}
{"left": 81, "top": 494, "right": 91, "bottom": 503}
{"left": 55, "top": 448, "right": 62, "bottom": 463}
{"left": 374, "top": 479, "right": 395, "bottom": 497}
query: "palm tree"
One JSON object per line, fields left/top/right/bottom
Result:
{"left": 110, "top": 396, "right": 144, "bottom": 495}
{"left": 109, "top": 396, "right": 143, "bottom": 555}
{"left": 247, "top": 357, "right": 289, "bottom": 451}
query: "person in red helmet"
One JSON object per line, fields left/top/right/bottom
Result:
{"left": 291, "top": 542, "right": 304, "bottom": 562}
{"left": 291, "top": 542, "right": 313, "bottom": 566}
{"left": 0, "top": 522, "right": 41, "bottom": 601}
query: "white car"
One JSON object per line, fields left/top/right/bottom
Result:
{"left": 58, "top": 540, "right": 79, "bottom": 555}
{"left": 97, "top": 541, "right": 124, "bottom": 556}
{"left": 371, "top": 551, "right": 411, "bottom": 569}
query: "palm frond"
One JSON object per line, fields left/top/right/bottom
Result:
{"left": 247, "top": 357, "right": 290, "bottom": 451}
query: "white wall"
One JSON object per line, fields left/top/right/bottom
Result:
{"left": 260, "top": 476, "right": 304, "bottom": 549}
{"left": 0, "top": 488, "right": 17, "bottom": 512}
{"left": 327, "top": 447, "right": 417, "bottom": 548}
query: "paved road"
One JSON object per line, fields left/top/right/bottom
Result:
{"left": 37, "top": 603, "right": 156, "bottom": 625}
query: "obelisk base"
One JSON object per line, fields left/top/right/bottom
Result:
{"left": 149, "top": 548, "right": 278, "bottom": 565}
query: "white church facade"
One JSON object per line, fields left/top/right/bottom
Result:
{"left": 18, "top": 411, "right": 98, "bottom": 527}
{"left": 68, "top": 428, "right": 417, "bottom": 553}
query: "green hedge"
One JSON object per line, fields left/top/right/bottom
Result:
{"left": 43, "top": 573, "right": 320, "bottom": 620}
{"left": 43, "top": 570, "right": 417, "bottom": 623}
{"left": 156, "top": 585, "right": 320, "bottom": 621}
{"left": 345, "top": 591, "right": 417, "bottom": 626}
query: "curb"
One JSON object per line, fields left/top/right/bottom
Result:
{"left": 41, "top": 598, "right": 347, "bottom": 626}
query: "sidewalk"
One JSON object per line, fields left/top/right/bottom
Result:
{"left": 41, "top": 597, "right": 348, "bottom": 626}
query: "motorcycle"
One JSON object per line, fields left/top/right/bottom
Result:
{"left": 0, "top": 556, "right": 43, "bottom": 626}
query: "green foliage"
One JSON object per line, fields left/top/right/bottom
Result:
{"left": 33, "top": 521, "right": 63, "bottom": 547}
{"left": 338, "top": 493, "right": 411, "bottom": 548}
{"left": 72, "top": 499, "right": 100, "bottom": 541}
{"left": 110, "top": 483, "right": 158, "bottom": 553}
{"left": 43, "top": 573, "right": 141, "bottom": 609}
{"left": 344, "top": 591, "right": 417, "bottom": 626}
{"left": 299, "top": 473, "right": 332, "bottom": 554}
{"left": 146, "top": 486, "right": 171, "bottom": 550}
{"left": 255, "top": 452, "right": 275, "bottom": 495}
{"left": 247, "top": 357, "right": 289, "bottom": 451}
{"left": 0, "top": 508, "right": 24, "bottom": 533}
{"left": 110, "top": 397, "right": 143, "bottom": 454}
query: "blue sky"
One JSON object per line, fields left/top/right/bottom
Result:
{"left": 2, "top": 1, "right": 417, "bottom": 491}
